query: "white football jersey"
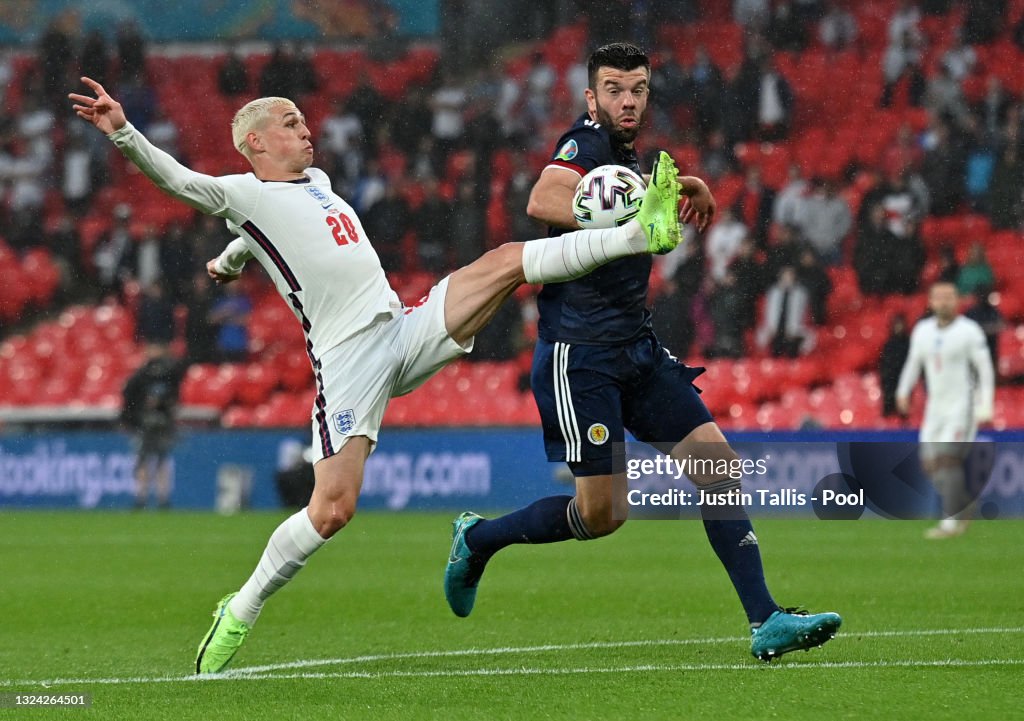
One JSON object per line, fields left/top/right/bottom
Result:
{"left": 109, "top": 123, "right": 401, "bottom": 358}
{"left": 896, "top": 315, "right": 994, "bottom": 424}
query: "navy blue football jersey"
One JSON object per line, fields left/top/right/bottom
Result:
{"left": 538, "top": 113, "right": 653, "bottom": 345}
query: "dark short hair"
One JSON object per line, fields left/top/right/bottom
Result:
{"left": 588, "top": 43, "right": 650, "bottom": 89}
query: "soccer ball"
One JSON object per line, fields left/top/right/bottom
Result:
{"left": 572, "top": 165, "right": 646, "bottom": 229}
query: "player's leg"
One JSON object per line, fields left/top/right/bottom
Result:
{"left": 197, "top": 335, "right": 395, "bottom": 674}
{"left": 154, "top": 454, "right": 172, "bottom": 509}
{"left": 133, "top": 448, "right": 150, "bottom": 510}
{"left": 444, "top": 341, "right": 627, "bottom": 617}
{"left": 441, "top": 151, "right": 682, "bottom": 346}
{"left": 626, "top": 346, "right": 839, "bottom": 660}
{"left": 672, "top": 421, "right": 841, "bottom": 660}
{"left": 195, "top": 439, "right": 366, "bottom": 674}
{"left": 923, "top": 446, "right": 971, "bottom": 539}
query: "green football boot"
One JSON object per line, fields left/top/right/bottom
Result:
{"left": 195, "top": 592, "right": 251, "bottom": 674}
{"left": 636, "top": 150, "right": 682, "bottom": 254}
{"left": 444, "top": 512, "right": 486, "bottom": 618}
{"left": 750, "top": 607, "right": 843, "bottom": 662}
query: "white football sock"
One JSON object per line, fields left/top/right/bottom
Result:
{"left": 521, "top": 220, "right": 647, "bottom": 284}
{"left": 228, "top": 508, "right": 326, "bottom": 625}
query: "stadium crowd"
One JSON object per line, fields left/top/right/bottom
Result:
{"left": 0, "top": 0, "right": 1021, "bottom": 425}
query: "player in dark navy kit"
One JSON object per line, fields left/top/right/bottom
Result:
{"left": 445, "top": 43, "right": 841, "bottom": 661}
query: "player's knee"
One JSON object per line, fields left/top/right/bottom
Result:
{"left": 577, "top": 501, "right": 627, "bottom": 538}
{"left": 688, "top": 447, "right": 741, "bottom": 488}
{"left": 308, "top": 496, "right": 357, "bottom": 538}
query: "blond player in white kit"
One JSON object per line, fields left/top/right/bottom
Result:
{"left": 896, "top": 281, "right": 995, "bottom": 539}
{"left": 69, "top": 76, "right": 700, "bottom": 673}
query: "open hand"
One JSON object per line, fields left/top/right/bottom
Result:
{"left": 68, "top": 76, "right": 127, "bottom": 134}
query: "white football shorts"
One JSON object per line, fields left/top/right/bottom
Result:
{"left": 919, "top": 406, "right": 977, "bottom": 461}
{"left": 309, "top": 275, "right": 472, "bottom": 463}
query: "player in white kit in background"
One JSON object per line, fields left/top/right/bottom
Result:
{"left": 896, "top": 281, "right": 995, "bottom": 539}
{"left": 69, "top": 76, "right": 693, "bottom": 673}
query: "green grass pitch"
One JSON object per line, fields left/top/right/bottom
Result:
{"left": 1, "top": 511, "right": 1020, "bottom": 720}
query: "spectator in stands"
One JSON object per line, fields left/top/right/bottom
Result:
{"left": 773, "top": 163, "right": 808, "bottom": 228}
{"left": 209, "top": 283, "right": 251, "bottom": 363}
{"left": 651, "top": 49, "right": 689, "bottom": 134}
{"left": 38, "top": 16, "right": 74, "bottom": 106}
{"left": 136, "top": 280, "right": 175, "bottom": 345}
{"left": 888, "top": 1, "right": 923, "bottom": 45}
{"left": 46, "top": 212, "right": 85, "bottom": 300}
{"left": 764, "top": 222, "right": 806, "bottom": 281}
{"left": 864, "top": 167, "right": 928, "bottom": 237}
{"left": 756, "top": 266, "right": 814, "bottom": 357}
{"left": 879, "top": 313, "right": 911, "bottom": 416}
{"left": 700, "top": 129, "right": 737, "bottom": 182}
{"left": 80, "top": 30, "right": 111, "bottom": 88}
{"left": 941, "top": 30, "right": 977, "bottom": 82}
{"left": 975, "top": 77, "right": 1015, "bottom": 139}
{"left": 734, "top": 0, "right": 770, "bottom": 29}
{"left": 258, "top": 43, "right": 299, "bottom": 99}
{"left": 921, "top": 121, "right": 967, "bottom": 215}
{"left": 854, "top": 202, "right": 924, "bottom": 295}
{"left": 795, "top": 176, "right": 851, "bottom": 265}
{"left": 430, "top": 72, "right": 468, "bottom": 155}
{"left": 218, "top": 46, "right": 250, "bottom": 97}
{"left": 147, "top": 107, "right": 182, "bottom": 160}
{"left": 350, "top": 158, "right": 387, "bottom": 216}
{"left": 61, "top": 127, "right": 95, "bottom": 216}
{"left": 733, "top": 165, "right": 776, "bottom": 248}
{"left": 796, "top": 247, "right": 832, "bottom": 325}
{"left": 706, "top": 207, "right": 749, "bottom": 282}
{"left": 818, "top": 0, "right": 857, "bottom": 51}
{"left": 729, "top": 236, "right": 766, "bottom": 330}
{"left": 956, "top": 242, "right": 996, "bottom": 297}
{"left": 961, "top": 0, "right": 1005, "bottom": 44}
{"left": 408, "top": 135, "right": 442, "bottom": 183}
{"left": 121, "top": 342, "right": 184, "bottom": 510}
{"left": 880, "top": 29, "right": 925, "bottom": 108}
{"left": 93, "top": 203, "right": 135, "bottom": 297}
{"left": 924, "top": 64, "right": 970, "bottom": 127}
{"left": 507, "top": 152, "right": 539, "bottom": 243}
{"left": 347, "top": 76, "right": 390, "bottom": 129}
{"left": 986, "top": 143, "right": 1023, "bottom": 228}
{"left": 118, "top": 74, "right": 157, "bottom": 133}
{"left": 292, "top": 44, "right": 320, "bottom": 98}
{"left": 362, "top": 181, "right": 409, "bottom": 271}
{"left": 415, "top": 177, "right": 451, "bottom": 272}
{"left": 134, "top": 224, "right": 163, "bottom": 290}
{"left": 965, "top": 284, "right": 1004, "bottom": 366}
{"left": 116, "top": 20, "right": 148, "bottom": 84}
{"left": 185, "top": 270, "right": 216, "bottom": 364}
{"left": 756, "top": 56, "right": 794, "bottom": 141}
{"left": 768, "top": 0, "right": 808, "bottom": 51}
{"left": 450, "top": 179, "right": 485, "bottom": 269}
{"left": 160, "top": 221, "right": 194, "bottom": 304}
{"left": 564, "top": 47, "right": 589, "bottom": 116}
{"left": 688, "top": 46, "right": 726, "bottom": 139}
{"left": 525, "top": 52, "right": 556, "bottom": 136}
{"left": 320, "top": 97, "right": 364, "bottom": 187}
{"left": 707, "top": 271, "right": 747, "bottom": 358}
{"left": 935, "top": 244, "right": 960, "bottom": 283}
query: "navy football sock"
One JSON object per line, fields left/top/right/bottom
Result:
{"left": 465, "top": 495, "right": 576, "bottom": 559}
{"left": 699, "top": 481, "right": 780, "bottom": 626}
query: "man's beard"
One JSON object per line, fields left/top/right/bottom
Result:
{"left": 594, "top": 102, "right": 640, "bottom": 144}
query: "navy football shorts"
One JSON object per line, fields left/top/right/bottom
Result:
{"left": 531, "top": 333, "right": 713, "bottom": 477}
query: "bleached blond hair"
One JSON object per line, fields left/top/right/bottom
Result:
{"left": 230, "top": 96, "right": 297, "bottom": 158}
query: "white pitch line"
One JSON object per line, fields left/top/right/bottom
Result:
{"left": 206, "top": 658, "right": 1024, "bottom": 682}
{"left": 4, "top": 626, "right": 1022, "bottom": 688}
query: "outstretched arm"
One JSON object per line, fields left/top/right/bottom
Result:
{"left": 69, "top": 76, "right": 241, "bottom": 220}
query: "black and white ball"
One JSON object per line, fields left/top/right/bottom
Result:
{"left": 572, "top": 165, "right": 646, "bottom": 229}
